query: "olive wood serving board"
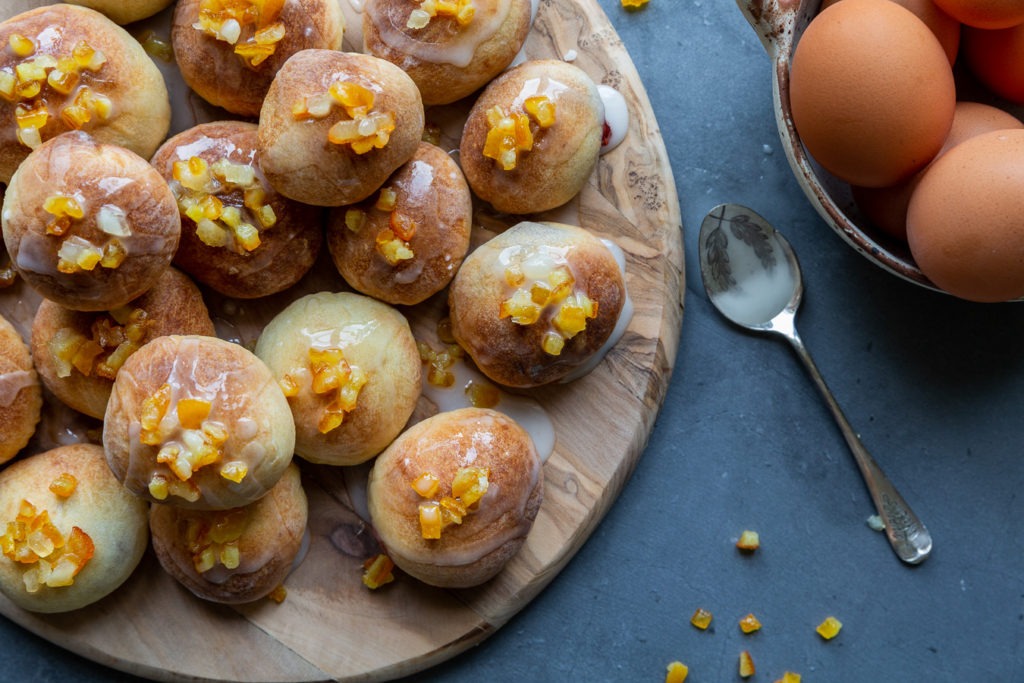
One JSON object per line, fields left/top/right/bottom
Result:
{"left": 0, "top": 0, "right": 684, "bottom": 680}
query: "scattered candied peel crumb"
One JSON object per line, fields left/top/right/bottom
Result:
{"left": 621, "top": 0, "right": 650, "bottom": 7}
{"left": 739, "top": 613, "right": 761, "bottom": 634}
{"left": 775, "top": 672, "right": 802, "bottom": 683}
{"left": 267, "top": 584, "right": 287, "bottom": 603}
{"left": 690, "top": 607, "right": 712, "bottom": 630}
{"left": 362, "top": 553, "right": 395, "bottom": 589}
{"left": 665, "top": 660, "right": 688, "bottom": 683}
{"left": 739, "top": 650, "right": 755, "bottom": 678}
{"left": 736, "top": 529, "right": 760, "bottom": 552}
{"left": 816, "top": 615, "right": 843, "bottom": 640}
{"left": 48, "top": 473, "right": 78, "bottom": 498}
{"left": 413, "top": 467, "right": 489, "bottom": 539}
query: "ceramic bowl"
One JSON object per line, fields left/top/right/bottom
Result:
{"left": 736, "top": 0, "right": 939, "bottom": 292}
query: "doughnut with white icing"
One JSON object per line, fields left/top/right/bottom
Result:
{"left": 326, "top": 141, "right": 472, "bottom": 306}
{"left": 2, "top": 131, "right": 180, "bottom": 312}
{"left": 448, "top": 220, "right": 626, "bottom": 387}
{"left": 0, "top": 313, "right": 41, "bottom": 466}
{"left": 149, "top": 462, "right": 307, "bottom": 604}
{"left": 459, "top": 59, "right": 604, "bottom": 214}
{"left": 103, "top": 335, "right": 295, "bottom": 510}
{"left": 367, "top": 407, "right": 543, "bottom": 588}
{"left": 363, "top": 0, "right": 532, "bottom": 105}
{"left": 151, "top": 120, "right": 323, "bottom": 299}
{"left": 0, "top": 4, "right": 171, "bottom": 184}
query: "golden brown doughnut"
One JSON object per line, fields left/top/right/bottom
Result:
{"left": 459, "top": 59, "right": 604, "bottom": 214}
{"left": 363, "top": 0, "right": 532, "bottom": 106}
{"left": 0, "top": 443, "right": 149, "bottom": 613}
{"left": 257, "top": 49, "right": 425, "bottom": 207}
{"left": 172, "top": 0, "right": 345, "bottom": 118}
{"left": 367, "top": 407, "right": 542, "bottom": 588}
{"left": 67, "top": 0, "right": 174, "bottom": 25}
{"left": 31, "top": 267, "right": 216, "bottom": 420}
{"left": 103, "top": 334, "right": 295, "bottom": 510}
{"left": 2, "top": 131, "right": 181, "bottom": 312}
{"left": 326, "top": 141, "right": 472, "bottom": 305}
{"left": 151, "top": 120, "right": 324, "bottom": 299}
{"left": 0, "top": 312, "right": 41, "bottom": 466}
{"left": 0, "top": 4, "right": 171, "bottom": 184}
{"left": 149, "top": 462, "right": 307, "bottom": 604}
{"left": 254, "top": 291, "right": 421, "bottom": 466}
{"left": 448, "top": 221, "right": 626, "bottom": 387}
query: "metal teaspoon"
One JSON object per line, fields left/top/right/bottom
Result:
{"left": 698, "top": 203, "right": 932, "bottom": 565}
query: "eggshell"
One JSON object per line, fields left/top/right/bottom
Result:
{"left": 854, "top": 102, "right": 1024, "bottom": 241}
{"left": 931, "top": 0, "right": 1024, "bottom": 28}
{"left": 907, "top": 129, "right": 1024, "bottom": 302}
{"left": 819, "top": 0, "right": 961, "bottom": 64}
{"left": 964, "top": 23, "right": 1024, "bottom": 103}
{"left": 790, "top": 0, "right": 956, "bottom": 188}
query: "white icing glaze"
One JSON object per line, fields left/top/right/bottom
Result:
{"left": 366, "top": 0, "right": 513, "bottom": 69}
{"left": 598, "top": 84, "right": 629, "bottom": 153}
{"left": 561, "top": 238, "right": 633, "bottom": 383}
{"left": 0, "top": 369, "right": 35, "bottom": 407}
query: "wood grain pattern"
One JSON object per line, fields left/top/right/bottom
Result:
{"left": 0, "top": 0, "right": 684, "bottom": 680}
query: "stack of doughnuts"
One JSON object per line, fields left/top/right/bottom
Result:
{"left": 0, "top": 0, "right": 631, "bottom": 607}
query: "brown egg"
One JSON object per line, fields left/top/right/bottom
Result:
{"left": 854, "top": 101, "right": 1024, "bottom": 241}
{"left": 932, "top": 0, "right": 1024, "bottom": 28}
{"left": 790, "top": 0, "right": 956, "bottom": 188}
{"left": 819, "top": 0, "right": 961, "bottom": 64}
{"left": 907, "top": 129, "right": 1024, "bottom": 302}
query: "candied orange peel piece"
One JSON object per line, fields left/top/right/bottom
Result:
{"left": 1, "top": 500, "right": 95, "bottom": 592}
{"left": 407, "top": 0, "right": 476, "bottom": 30}
{"left": 665, "top": 661, "right": 689, "bottom": 683}
{"left": 621, "top": 0, "right": 650, "bottom": 7}
{"left": 188, "top": 509, "right": 249, "bottom": 573}
{"left": 739, "top": 650, "right": 756, "bottom": 679}
{"left": 736, "top": 529, "right": 760, "bottom": 552}
{"left": 690, "top": 607, "right": 713, "bottom": 630}
{"left": 417, "top": 467, "right": 490, "bottom": 539}
{"left": 193, "top": 0, "right": 287, "bottom": 67}
{"left": 362, "top": 553, "right": 395, "bottom": 589}
{"left": 171, "top": 155, "right": 275, "bottom": 254}
{"left": 48, "top": 473, "right": 78, "bottom": 499}
{"left": 499, "top": 260, "right": 596, "bottom": 356}
{"left": 816, "top": 615, "right": 842, "bottom": 640}
{"left": 739, "top": 613, "right": 761, "bottom": 634}
{"left": 298, "top": 346, "right": 368, "bottom": 433}
{"left": 416, "top": 339, "right": 464, "bottom": 388}
{"left": 411, "top": 472, "right": 440, "bottom": 499}
{"left": 482, "top": 96, "right": 555, "bottom": 171}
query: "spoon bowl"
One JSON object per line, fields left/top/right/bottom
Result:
{"left": 699, "top": 203, "right": 932, "bottom": 565}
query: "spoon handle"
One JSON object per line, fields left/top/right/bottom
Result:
{"left": 776, "top": 319, "right": 933, "bottom": 565}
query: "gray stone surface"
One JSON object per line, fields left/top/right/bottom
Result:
{"left": 5, "top": 1, "right": 1024, "bottom": 681}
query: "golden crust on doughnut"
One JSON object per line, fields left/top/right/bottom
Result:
{"left": 31, "top": 267, "right": 216, "bottom": 420}
{"left": 67, "top": 0, "right": 175, "bottom": 25}
{"left": 459, "top": 59, "right": 604, "bottom": 214}
{"left": 257, "top": 49, "right": 425, "bottom": 207}
{"left": 0, "top": 4, "right": 171, "bottom": 184}
{"left": 2, "top": 131, "right": 181, "bottom": 312}
{"left": 149, "top": 462, "right": 307, "bottom": 604}
{"left": 326, "top": 142, "right": 472, "bottom": 306}
{"left": 103, "top": 334, "right": 295, "bottom": 510}
{"left": 367, "top": 407, "right": 542, "bottom": 588}
{"left": 254, "top": 291, "right": 421, "bottom": 466}
{"left": 172, "top": 0, "right": 345, "bottom": 118}
{"left": 151, "top": 120, "right": 324, "bottom": 299}
{"left": 448, "top": 221, "right": 626, "bottom": 387}
{"left": 363, "top": 0, "right": 532, "bottom": 106}
{"left": 0, "top": 313, "right": 41, "bottom": 465}
{"left": 0, "top": 443, "right": 149, "bottom": 613}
